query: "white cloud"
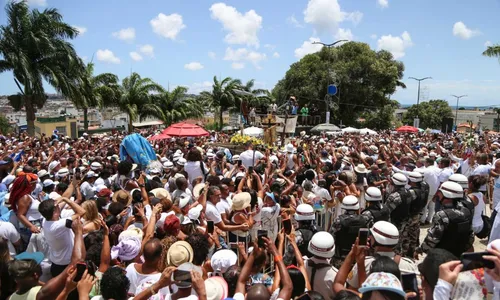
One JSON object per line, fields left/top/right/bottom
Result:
{"left": 264, "top": 44, "right": 276, "bottom": 50}
{"left": 112, "top": 27, "right": 135, "bottom": 42}
{"left": 273, "top": 52, "right": 280, "bottom": 58}
{"left": 303, "top": 0, "right": 363, "bottom": 35}
{"left": 129, "top": 52, "right": 143, "bottom": 61}
{"left": 210, "top": 3, "right": 262, "bottom": 47}
{"left": 370, "top": 34, "right": 378, "bottom": 40}
{"left": 377, "top": 0, "right": 389, "bottom": 8}
{"left": 287, "top": 14, "right": 303, "bottom": 28}
{"left": 96, "top": 49, "right": 120, "bottom": 64}
{"left": 184, "top": 62, "right": 204, "bottom": 71}
{"left": 377, "top": 31, "right": 413, "bottom": 59}
{"left": 335, "top": 28, "right": 353, "bottom": 41}
{"left": 453, "top": 21, "right": 481, "bottom": 40}
{"left": 208, "top": 51, "right": 216, "bottom": 59}
{"left": 139, "top": 44, "right": 154, "bottom": 57}
{"left": 25, "top": 0, "right": 46, "bottom": 6}
{"left": 73, "top": 26, "right": 87, "bottom": 36}
{"left": 294, "top": 37, "right": 323, "bottom": 59}
{"left": 485, "top": 40, "right": 493, "bottom": 47}
{"left": 150, "top": 13, "right": 186, "bottom": 40}
{"left": 224, "top": 47, "right": 266, "bottom": 68}
{"left": 185, "top": 81, "right": 212, "bottom": 94}
{"left": 231, "top": 62, "right": 245, "bottom": 70}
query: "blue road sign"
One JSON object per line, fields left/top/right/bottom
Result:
{"left": 327, "top": 84, "right": 337, "bottom": 95}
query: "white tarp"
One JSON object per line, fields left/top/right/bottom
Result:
{"left": 275, "top": 116, "right": 298, "bottom": 134}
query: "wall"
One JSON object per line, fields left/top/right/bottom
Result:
{"left": 34, "top": 116, "right": 78, "bottom": 138}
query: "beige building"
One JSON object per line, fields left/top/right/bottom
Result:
{"left": 34, "top": 116, "right": 78, "bottom": 138}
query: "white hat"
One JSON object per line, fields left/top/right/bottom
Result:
{"left": 231, "top": 192, "right": 251, "bottom": 211}
{"left": 85, "top": 170, "right": 99, "bottom": 178}
{"left": 354, "top": 164, "right": 369, "bottom": 174}
{"left": 163, "top": 161, "right": 174, "bottom": 169}
{"left": 232, "top": 155, "right": 240, "bottom": 161}
{"left": 449, "top": 173, "right": 468, "bottom": 189}
{"left": 178, "top": 194, "right": 191, "bottom": 209}
{"left": 294, "top": 204, "right": 315, "bottom": 221}
{"left": 439, "top": 181, "right": 464, "bottom": 199}
{"left": 187, "top": 204, "right": 203, "bottom": 221}
{"left": 308, "top": 231, "right": 335, "bottom": 258}
{"left": 177, "top": 158, "right": 187, "bottom": 166}
{"left": 160, "top": 157, "right": 168, "bottom": 163}
{"left": 90, "top": 162, "right": 102, "bottom": 171}
{"left": 365, "top": 187, "right": 382, "bottom": 201}
{"left": 285, "top": 143, "right": 295, "bottom": 153}
{"left": 370, "top": 221, "right": 399, "bottom": 246}
{"left": 57, "top": 168, "right": 69, "bottom": 178}
{"left": 369, "top": 145, "right": 379, "bottom": 153}
{"left": 407, "top": 171, "right": 423, "bottom": 183}
{"left": 341, "top": 195, "right": 360, "bottom": 210}
{"left": 192, "top": 183, "right": 206, "bottom": 199}
{"left": 37, "top": 170, "right": 49, "bottom": 178}
{"left": 1, "top": 175, "right": 15, "bottom": 186}
{"left": 210, "top": 249, "right": 238, "bottom": 273}
{"left": 319, "top": 138, "right": 325, "bottom": 144}
{"left": 429, "top": 152, "right": 437, "bottom": 157}
{"left": 391, "top": 173, "right": 408, "bottom": 186}
{"left": 43, "top": 179, "right": 55, "bottom": 187}
{"left": 173, "top": 173, "right": 185, "bottom": 180}
{"left": 48, "top": 161, "right": 60, "bottom": 171}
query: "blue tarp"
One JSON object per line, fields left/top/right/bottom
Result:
{"left": 119, "top": 133, "right": 157, "bottom": 169}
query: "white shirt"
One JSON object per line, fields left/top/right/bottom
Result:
{"left": 239, "top": 150, "right": 264, "bottom": 168}
{"left": 184, "top": 161, "right": 208, "bottom": 184}
{"left": 0, "top": 221, "right": 21, "bottom": 255}
{"left": 470, "top": 192, "right": 485, "bottom": 233}
{"left": 493, "top": 175, "right": 500, "bottom": 209}
{"left": 216, "top": 197, "right": 232, "bottom": 216}
{"left": 304, "top": 257, "right": 338, "bottom": 300}
{"left": 205, "top": 201, "right": 222, "bottom": 224}
{"left": 438, "top": 167, "right": 454, "bottom": 183}
{"left": 42, "top": 217, "right": 75, "bottom": 265}
{"left": 422, "top": 166, "right": 440, "bottom": 196}
{"left": 125, "top": 263, "right": 161, "bottom": 294}
{"left": 472, "top": 164, "right": 492, "bottom": 191}
{"left": 80, "top": 181, "right": 96, "bottom": 199}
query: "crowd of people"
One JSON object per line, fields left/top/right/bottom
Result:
{"left": 1, "top": 128, "right": 500, "bottom": 300}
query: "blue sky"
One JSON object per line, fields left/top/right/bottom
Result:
{"left": 1, "top": 0, "right": 500, "bottom": 107}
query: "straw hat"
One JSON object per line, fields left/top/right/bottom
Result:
{"left": 193, "top": 183, "right": 206, "bottom": 199}
{"left": 112, "top": 190, "right": 132, "bottom": 206}
{"left": 231, "top": 192, "right": 251, "bottom": 211}
{"left": 150, "top": 188, "right": 170, "bottom": 200}
{"left": 354, "top": 164, "right": 369, "bottom": 174}
{"left": 167, "top": 241, "right": 193, "bottom": 267}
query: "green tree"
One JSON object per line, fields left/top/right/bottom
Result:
{"left": 199, "top": 76, "right": 241, "bottom": 129}
{"left": 483, "top": 44, "right": 500, "bottom": 62}
{"left": 494, "top": 107, "right": 500, "bottom": 131}
{"left": 402, "top": 100, "right": 453, "bottom": 129}
{"left": 362, "top": 99, "right": 400, "bottom": 130}
{"left": 272, "top": 42, "right": 405, "bottom": 126}
{"left": 0, "top": 115, "right": 12, "bottom": 134}
{"left": 143, "top": 86, "right": 203, "bottom": 126}
{"left": 0, "top": 1, "right": 84, "bottom": 135}
{"left": 74, "top": 63, "right": 119, "bottom": 132}
{"left": 117, "top": 72, "right": 164, "bottom": 132}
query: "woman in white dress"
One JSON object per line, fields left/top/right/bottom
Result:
{"left": 468, "top": 174, "right": 488, "bottom": 234}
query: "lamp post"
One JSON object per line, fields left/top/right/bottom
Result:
{"left": 408, "top": 76, "right": 432, "bottom": 128}
{"left": 451, "top": 94, "right": 467, "bottom": 129}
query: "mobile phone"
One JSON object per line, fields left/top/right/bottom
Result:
{"left": 74, "top": 262, "right": 87, "bottom": 282}
{"left": 248, "top": 166, "right": 254, "bottom": 174}
{"left": 237, "top": 160, "right": 242, "bottom": 166}
{"left": 283, "top": 219, "right": 292, "bottom": 235}
{"left": 229, "top": 242, "right": 238, "bottom": 249}
{"left": 207, "top": 220, "right": 214, "bottom": 234}
{"left": 173, "top": 269, "right": 191, "bottom": 282}
{"left": 358, "top": 228, "right": 369, "bottom": 247}
{"left": 461, "top": 252, "right": 495, "bottom": 271}
{"left": 65, "top": 219, "right": 73, "bottom": 229}
{"left": 401, "top": 273, "right": 419, "bottom": 300}
{"left": 257, "top": 230, "right": 267, "bottom": 248}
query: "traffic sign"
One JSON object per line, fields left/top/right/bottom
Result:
{"left": 327, "top": 84, "right": 337, "bottom": 95}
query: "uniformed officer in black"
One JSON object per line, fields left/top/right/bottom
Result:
{"left": 362, "top": 186, "right": 390, "bottom": 226}
{"left": 284, "top": 203, "right": 317, "bottom": 265}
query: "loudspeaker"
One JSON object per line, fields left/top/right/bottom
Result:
{"left": 442, "top": 118, "right": 454, "bottom": 133}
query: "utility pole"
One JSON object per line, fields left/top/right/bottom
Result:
{"left": 408, "top": 76, "right": 432, "bottom": 128}
{"left": 451, "top": 94, "right": 467, "bottom": 130}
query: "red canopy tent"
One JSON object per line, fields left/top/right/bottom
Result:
{"left": 148, "top": 133, "right": 171, "bottom": 141}
{"left": 161, "top": 122, "right": 210, "bottom": 137}
{"left": 396, "top": 125, "right": 419, "bottom": 133}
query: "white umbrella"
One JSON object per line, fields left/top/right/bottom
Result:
{"left": 243, "top": 126, "right": 264, "bottom": 137}
{"left": 342, "top": 127, "right": 360, "bottom": 133}
{"left": 360, "top": 128, "right": 378, "bottom": 135}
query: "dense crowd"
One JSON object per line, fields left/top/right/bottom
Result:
{"left": 1, "top": 129, "right": 500, "bottom": 300}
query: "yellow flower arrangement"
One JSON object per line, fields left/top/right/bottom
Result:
{"left": 230, "top": 134, "right": 264, "bottom": 146}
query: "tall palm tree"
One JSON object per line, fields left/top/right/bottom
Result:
{"left": 0, "top": 1, "right": 84, "bottom": 135}
{"left": 142, "top": 86, "right": 203, "bottom": 126}
{"left": 483, "top": 44, "right": 500, "bottom": 62}
{"left": 72, "top": 62, "right": 119, "bottom": 131}
{"left": 117, "top": 72, "right": 164, "bottom": 132}
{"left": 199, "top": 76, "right": 241, "bottom": 129}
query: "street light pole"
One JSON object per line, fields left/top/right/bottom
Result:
{"left": 451, "top": 94, "right": 467, "bottom": 129}
{"left": 408, "top": 76, "right": 432, "bottom": 127}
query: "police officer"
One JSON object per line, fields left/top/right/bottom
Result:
{"left": 330, "top": 195, "right": 371, "bottom": 268}
{"left": 385, "top": 173, "right": 412, "bottom": 252}
{"left": 284, "top": 204, "right": 318, "bottom": 265}
{"left": 403, "top": 172, "right": 428, "bottom": 258}
{"left": 361, "top": 187, "right": 390, "bottom": 225}
{"left": 304, "top": 232, "right": 338, "bottom": 300}
{"left": 415, "top": 181, "right": 474, "bottom": 259}
{"left": 347, "top": 221, "right": 418, "bottom": 288}
{"left": 449, "top": 173, "right": 474, "bottom": 215}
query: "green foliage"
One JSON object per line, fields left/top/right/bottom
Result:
{"left": 458, "top": 107, "right": 466, "bottom": 110}
{"left": 362, "top": 99, "right": 400, "bottom": 130}
{"left": 483, "top": 44, "right": 500, "bottom": 62}
{"left": 0, "top": 1, "right": 84, "bottom": 135}
{"left": 402, "top": 99, "right": 453, "bottom": 129}
{"left": 0, "top": 115, "right": 12, "bottom": 134}
{"left": 272, "top": 42, "right": 405, "bottom": 126}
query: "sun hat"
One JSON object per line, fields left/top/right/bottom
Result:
{"left": 37, "top": 170, "right": 49, "bottom": 178}
{"left": 48, "top": 161, "right": 60, "bottom": 171}
{"left": 112, "top": 190, "right": 132, "bottom": 206}
{"left": 231, "top": 192, "right": 251, "bottom": 211}
{"left": 56, "top": 168, "right": 69, "bottom": 178}
{"left": 150, "top": 188, "right": 170, "bottom": 200}
{"left": 178, "top": 194, "right": 191, "bottom": 209}
{"left": 167, "top": 241, "right": 194, "bottom": 267}
{"left": 118, "top": 227, "right": 144, "bottom": 242}
{"left": 354, "top": 164, "right": 369, "bottom": 174}
{"left": 205, "top": 276, "right": 229, "bottom": 300}
{"left": 187, "top": 204, "right": 203, "bottom": 222}
{"left": 193, "top": 183, "right": 206, "bottom": 199}
{"left": 210, "top": 249, "right": 238, "bottom": 274}
{"left": 359, "top": 272, "right": 406, "bottom": 297}
{"left": 42, "top": 179, "right": 55, "bottom": 188}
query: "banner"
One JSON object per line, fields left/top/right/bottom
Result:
{"left": 275, "top": 115, "right": 298, "bottom": 134}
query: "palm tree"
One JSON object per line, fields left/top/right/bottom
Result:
{"left": 142, "top": 86, "right": 203, "bottom": 126}
{"left": 483, "top": 44, "right": 500, "bottom": 62}
{"left": 72, "top": 62, "right": 119, "bottom": 132}
{"left": 199, "top": 76, "right": 241, "bottom": 129}
{"left": 0, "top": 1, "right": 84, "bottom": 135}
{"left": 117, "top": 72, "right": 164, "bottom": 132}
